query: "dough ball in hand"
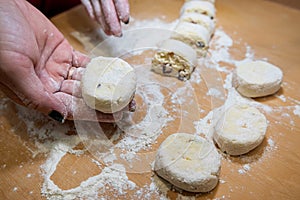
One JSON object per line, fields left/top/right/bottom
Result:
{"left": 154, "top": 133, "right": 221, "bottom": 193}
{"left": 232, "top": 61, "right": 283, "bottom": 98}
{"left": 213, "top": 104, "right": 267, "bottom": 156}
{"left": 81, "top": 56, "right": 137, "bottom": 113}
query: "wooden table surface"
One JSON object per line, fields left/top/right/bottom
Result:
{"left": 1, "top": 0, "right": 300, "bottom": 199}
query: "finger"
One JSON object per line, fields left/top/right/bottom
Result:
{"left": 60, "top": 80, "right": 82, "bottom": 98}
{"left": 100, "top": 0, "right": 122, "bottom": 37}
{"left": 119, "top": 99, "right": 136, "bottom": 113}
{"left": 54, "top": 92, "right": 123, "bottom": 122}
{"left": 67, "top": 67, "right": 85, "bottom": 80}
{"left": 91, "top": 0, "right": 112, "bottom": 35}
{"left": 128, "top": 99, "right": 136, "bottom": 112}
{"left": 1, "top": 79, "right": 68, "bottom": 123}
{"left": 72, "top": 50, "right": 90, "bottom": 67}
{"left": 113, "top": 0, "right": 130, "bottom": 24}
{"left": 0, "top": 82, "right": 24, "bottom": 106}
{"left": 81, "top": 0, "right": 96, "bottom": 20}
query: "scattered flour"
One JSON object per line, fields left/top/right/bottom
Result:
{"left": 293, "top": 105, "right": 300, "bottom": 117}
{"left": 276, "top": 94, "right": 287, "bottom": 103}
{"left": 207, "top": 88, "right": 223, "bottom": 99}
{"left": 238, "top": 164, "right": 251, "bottom": 174}
{"left": 115, "top": 84, "right": 173, "bottom": 152}
{"left": 1, "top": 16, "right": 297, "bottom": 200}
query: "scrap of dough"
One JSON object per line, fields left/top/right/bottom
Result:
{"left": 81, "top": 56, "right": 137, "bottom": 113}
{"left": 152, "top": 39, "right": 197, "bottom": 80}
{"left": 213, "top": 104, "right": 267, "bottom": 156}
{"left": 154, "top": 133, "right": 221, "bottom": 193}
{"left": 171, "top": 21, "right": 211, "bottom": 55}
{"left": 180, "top": 12, "right": 215, "bottom": 34}
{"left": 180, "top": 1, "right": 216, "bottom": 19}
{"left": 232, "top": 61, "right": 283, "bottom": 97}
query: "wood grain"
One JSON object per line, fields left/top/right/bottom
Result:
{"left": 1, "top": 0, "right": 300, "bottom": 199}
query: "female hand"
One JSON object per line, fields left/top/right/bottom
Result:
{"left": 0, "top": 0, "right": 124, "bottom": 123}
{"left": 81, "top": 0, "right": 130, "bottom": 37}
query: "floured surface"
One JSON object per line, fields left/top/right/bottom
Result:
{"left": 1, "top": 0, "right": 300, "bottom": 199}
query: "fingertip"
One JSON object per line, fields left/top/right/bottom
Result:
{"left": 103, "top": 29, "right": 113, "bottom": 36}
{"left": 123, "top": 17, "right": 130, "bottom": 24}
{"left": 72, "top": 51, "right": 90, "bottom": 67}
{"left": 117, "top": 32, "right": 123, "bottom": 37}
{"left": 110, "top": 26, "right": 122, "bottom": 37}
{"left": 128, "top": 99, "right": 136, "bottom": 112}
{"left": 45, "top": 94, "right": 68, "bottom": 123}
{"left": 112, "top": 111, "right": 124, "bottom": 122}
{"left": 48, "top": 110, "right": 65, "bottom": 123}
{"left": 88, "top": 11, "right": 96, "bottom": 21}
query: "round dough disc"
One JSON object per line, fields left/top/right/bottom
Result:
{"left": 81, "top": 56, "right": 137, "bottom": 113}
{"left": 213, "top": 104, "right": 267, "bottom": 156}
{"left": 232, "top": 61, "right": 283, "bottom": 97}
{"left": 154, "top": 133, "right": 221, "bottom": 193}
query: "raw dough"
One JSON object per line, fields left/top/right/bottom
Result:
{"left": 232, "top": 61, "right": 283, "bottom": 97}
{"left": 180, "top": 12, "right": 215, "bottom": 34}
{"left": 180, "top": 1, "right": 216, "bottom": 19}
{"left": 152, "top": 39, "right": 197, "bottom": 80}
{"left": 81, "top": 56, "right": 137, "bottom": 113}
{"left": 213, "top": 104, "right": 267, "bottom": 156}
{"left": 154, "top": 133, "right": 221, "bottom": 193}
{"left": 171, "top": 21, "right": 211, "bottom": 55}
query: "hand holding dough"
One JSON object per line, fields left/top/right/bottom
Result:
{"left": 81, "top": 56, "right": 137, "bottom": 113}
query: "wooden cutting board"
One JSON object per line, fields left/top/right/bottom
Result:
{"left": 1, "top": 0, "right": 300, "bottom": 199}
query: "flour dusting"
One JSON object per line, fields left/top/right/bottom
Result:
{"left": 1, "top": 13, "right": 298, "bottom": 199}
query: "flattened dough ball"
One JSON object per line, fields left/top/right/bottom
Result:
{"left": 82, "top": 56, "right": 137, "bottom": 113}
{"left": 154, "top": 133, "right": 221, "bottom": 193}
{"left": 213, "top": 104, "right": 267, "bottom": 156}
{"left": 232, "top": 61, "right": 283, "bottom": 98}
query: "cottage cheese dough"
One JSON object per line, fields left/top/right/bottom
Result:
{"left": 152, "top": 39, "right": 197, "bottom": 80}
{"left": 180, "top": 12, "right": 215, "bottom": 34}
{"left": 180, "top": 1, "right": 216, "bottom": 19}
{"left": 81, "top": 56, "right": 137, "bottom": 113}
{"left": 154, "top": 133, "right": 221, "bottom": 193}
{"left": 232, "top": 61, "right": 283, "bottom": 98}
{"left": 171, "top": 22, "right": 211, "bottom": 55}
{"left": 214, "top": 104, "right": 267, "bottom": 156}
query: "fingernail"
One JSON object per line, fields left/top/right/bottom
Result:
{"left": 129, "top": 100, "right": 136, "bottom": 112}
{"left": 124, "top": 18, "right": 130, "bottom": 24}
{"left": 115, "top": 32, "right": 123, "bottom": 37}
{"left": 48, "top": 110, "right": 64, "bottom": 123}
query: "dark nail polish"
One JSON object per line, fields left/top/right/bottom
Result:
{"left": 129, "top": 100, "right": 136, "bottom": 112}
{"left": 124, "top": 18, "right": 130, "bottom": 24}
{"left": 48, "top": 110, "right": 64, "bottom": 123}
